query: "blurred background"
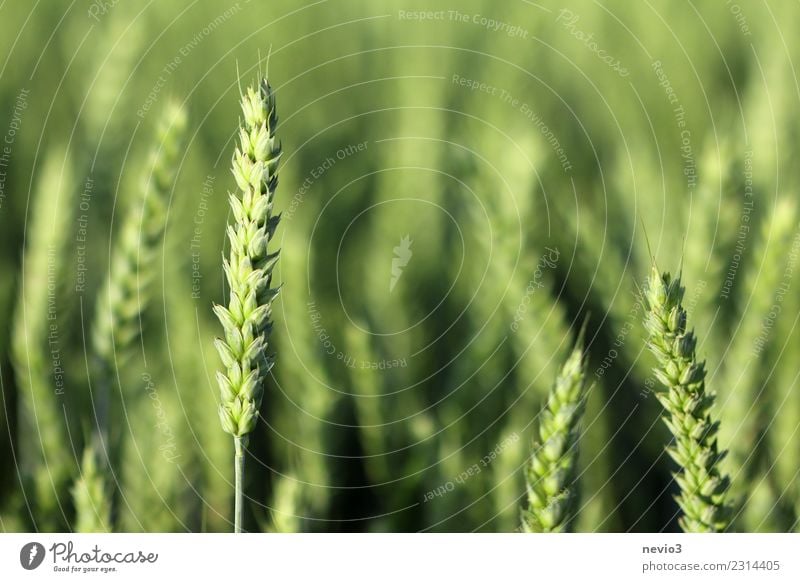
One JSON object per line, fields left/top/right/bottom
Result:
{"left": 1, "top": 0, "right": 799, "bottom": 532}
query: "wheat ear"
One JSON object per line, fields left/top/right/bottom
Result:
{"left": 269, "top": 472, "right": 301, "bottom": 533}
{"left": 71, "top": 445, "right": 112, "bottom": 532}
{"left": 522, "top": 328, "right": 589, "bottom": 533}
{"left": 91, "top": 101, "right": 187, "bottom": 421}
{"left": 11, "top": 145, "right": 75, "bottom": 530}
{"left": 85, "top": 102, "right": 186, "bottom": 527}
{"left": 213, "top": 77, "right": 282, "bottom": 533}
{"left": 643, "top": 266, "right": 732, "bottom": 532}
{"left": 720, "top": 199, "right": 798, "bottom": 480}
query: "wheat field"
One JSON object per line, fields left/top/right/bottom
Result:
{"left": 1, "top": 0, "right": 799, "bottom": 533}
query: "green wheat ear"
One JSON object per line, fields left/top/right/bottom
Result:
{"left": 71, "top": 445, "right": 112, "bottom": 533}
{"left": 92, "top": 103, "right": 186, "bottom": 384}
{"left": 84, "top": 101, "right": 186, "bottom": 530}
{"left": 522, "top": 326, "right": 589, "bottom": 533}
{"left": 91, "top": 100, "right": 187, "bottom": 417}
{"left": 268, "top": 472, "right": 301, "bottom": 533}
{"left": 643, "top": 266, "right": 733, "bottom": 532}
{"left": 213, "top": 76, "right": 282, "bottom": 533}
{"left": 11, "top": 145, "right": 76, "bottom": 531}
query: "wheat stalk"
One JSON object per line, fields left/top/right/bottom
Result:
{"left": 268, "top": 472, "right": 301, "bottom": 533}
{"left": 719, "top": 199, "right": 798, "bottom": 484}
{"left": 86, "top": 102, "right": 186, "bottom": 526}
{"left": 213, "top": 76, "right": 282, "bottom": 533}
{"left": 681, "top": 138, "right": 740, "bottom": 350}
{"left": 730, "top": 198, "right": 799, "bottom": 531}
{"left": 92, "top": 101, "right": 187, "bottom": 386}
{"left": 522, "top": 327, "right": 589, "bottom": 533}
{"left": 164, "top": 266, "right": 229, "bottom": 531}
{"left": 767, "top": 262, "right": 800, "bottom": 529}
{"left": 11, "top": 145, "right": 75, "bottom": 531}
{"left": 643, "top": 266, "right": 733, "bottom": 532}
{"left": 274, "top": 226, "right": 338, "bottom": 521}
{"left": 71, "top": 445, "right": 112, "bottom": 533}
{"left": 90, "top": 101, "right": 186, "bottom": 424}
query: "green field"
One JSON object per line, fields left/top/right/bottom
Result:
{"left": 1, "top": 0, "right": 798, "bottom": 532}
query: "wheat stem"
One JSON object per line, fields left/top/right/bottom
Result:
{"left": 643, "top": 266, "right": 733, "bottom": 532}
{"left": 234, "top": 436, "right": 245, "bottom": 533}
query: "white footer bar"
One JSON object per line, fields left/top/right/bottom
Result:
{"left": 1, "top": 533, "right": 797, "bottom": 581}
